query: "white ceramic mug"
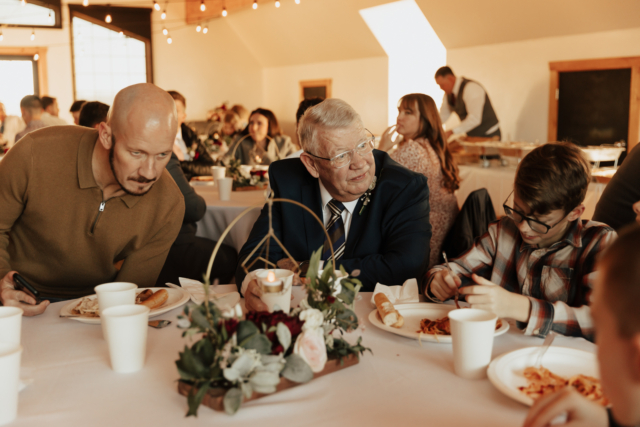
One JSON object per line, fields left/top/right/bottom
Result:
{"left": 94, "top": 282, "right": 137, "bottom": 316}
{"left": 449, "top": 308, "right": 497, "bottom": 380}
{"left": 0, "top": 343, "right": 22, "bottom": 426}
{"left": 256, "top": 269, "right": 294, "bottom": 314}
{"left": 216, "top": 177, "right": 233, "bottom": 201}
{"left": 0, "top": 307, "right": 23, "bottom": 345}
{"left": 101, "top": 305, "right": 150, "bottom": 373}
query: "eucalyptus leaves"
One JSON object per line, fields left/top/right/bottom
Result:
{"left": 175, "top": 247, "right": 370, "bottom": 416}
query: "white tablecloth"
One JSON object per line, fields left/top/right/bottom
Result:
{"left": 193, "top": 184, "right": 266, "bottom": 252}
{"left": 457, "top": 163, "right": 606, "bottom": 219}
{"left": 15, "top": 286, "right": 595, "bottom": 426}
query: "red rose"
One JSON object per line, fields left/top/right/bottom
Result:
{"left": 245, "top": 311, "right": 304, "bottom": 355}
{"left": 223, "top": 318, "right": 239, "bottom": 335}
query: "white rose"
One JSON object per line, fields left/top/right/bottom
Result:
{"left": 299, "top": 308, "right": 324, "bottom": 331}
{"left": 293, "top": 329, "right": 328, "bottom": 373}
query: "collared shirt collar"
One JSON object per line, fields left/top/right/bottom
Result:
{"left": 519, "top": 218, "right": 583, "bottom": 252}
{"left": 76, "top": 130, "right": 141, "bottom": 209}
{"left": 318, "top": 179, "right": 358, "bottom": 216}
{"left": 452, "top": 76, "right": 463, "bottom": 97}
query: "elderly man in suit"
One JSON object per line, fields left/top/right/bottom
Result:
{"left": 237, "top": 98, "right": 432, "bottom": 311}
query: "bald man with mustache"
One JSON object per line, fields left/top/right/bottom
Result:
{"left": 0, "top": 84, "right": 185, "bottom": 315}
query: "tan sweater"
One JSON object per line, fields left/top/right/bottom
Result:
{"left": 0, "top": 126, "right": 185, "bottom": 299}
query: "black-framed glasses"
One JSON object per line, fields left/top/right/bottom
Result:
{"left": 305, "top": 129, "right": 375, "bottom": 169}
{"left": 503, "top": 191, "right": 567, "bottom": 234}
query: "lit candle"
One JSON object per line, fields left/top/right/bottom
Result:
{"left": 261, "top": 270, "right": 283, "bottom": 293}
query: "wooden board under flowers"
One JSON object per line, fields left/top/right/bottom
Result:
{"left": 177, "top": 354, "right": 359, "bottom": 412}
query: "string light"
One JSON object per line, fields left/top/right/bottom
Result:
{"left": 162, "top": 27, "right": 168, "bottom": 35}
{"left": 105, "top": 13, "right": 112, "bottom": 23}
{"left": 153, "top": 0, "right": 160, "bottom": 10}
{"left": 30, "top": 29, "right": 35, "bottom": 41}
{"left": 48, "top": 11, "right": 53, "bottom": 23}
{"left": 167, "top": 36, "right": 172, "bottom": 44}
{"left": 196, "top": 24, "right": 201, "bottom": 32}
{"left": 119, "top": 30, "right": 123, "bottom": 36}
{"left": 200, "top": 0, "right": 205, "bottom": 11}
{"left": 222, "top": 6, "right": 227, "bottom": 16}
{"left": 275, "top": 0, "right": 280, "bottom": 7}
{"left": 161, "top": 9, "right": 166, "bottom": 19}
{"left": 202, "top": 25, "right": 208, "bottom": 34}
{"left": 295, "top": 0, "right": 300, "bottom": 3}
{"left": 252, "top": 0, "right": 257, "bottom": 9}
{"left": 82, "top": 0, "right": 89, "bottom": 6}
{"left": 33, "top": 53, "right": 39, "bottom": 60}
{"left": 21, "top": 0, "right": 26, "bottom": 6}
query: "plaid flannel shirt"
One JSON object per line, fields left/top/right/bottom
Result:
{"left": 426, "top": 217, "right": 616, "bottom": 341}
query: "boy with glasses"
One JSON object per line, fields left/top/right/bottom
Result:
{"left": 425, "top": 142, "right": 616, "bottom": 340}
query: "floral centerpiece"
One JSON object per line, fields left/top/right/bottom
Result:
{"left": 175, "top": 248, "right": 370, "bottom": 416}
{"left": 219, "top": 157, "right": 268, "bottom": 190}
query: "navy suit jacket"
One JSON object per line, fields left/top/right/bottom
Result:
{"left": 235, "top": 150, "right": 432, "bottom": 292}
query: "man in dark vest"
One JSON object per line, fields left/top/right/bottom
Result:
{"left": 435, "top": 66, "right": 501, "bottom": 140}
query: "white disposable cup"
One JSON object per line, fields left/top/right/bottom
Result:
{"left": 211, "top": 166, "right": 226, "bottom": 180}
{"left": 217, "top": 177, "right": 233, "bottom": 201}
{"left": 449, "top": 308, "right": 497, "bottom": 380}
{"left": 101, "top": 305, "right": 150, "bottom": 373}
{"left": 94, "top": 282, "right": 137, "bottom": 316}
{"left": 256, "top": 269, "right": 294, "bottom": 314}
{"left": 0, "top": 343, "right": 22, "bottom": 426}
{"left": 0, "top": 307, "right": 23, "bottom": 345}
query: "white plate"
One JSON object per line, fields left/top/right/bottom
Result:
{"left": 487, "top": 346, "right": 599, "bottom": 406}
{"left": 60, "top": 287, "right": 191, "bottom": 324}
{"left": 189, "top": 291, "right": 240, "bottom": 309}
{"left": 368, "top": 302, "right": 509, "bottom": 343}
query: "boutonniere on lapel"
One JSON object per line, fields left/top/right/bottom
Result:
{"left": 359, "top": 175, "right": 378, "bottom": 215}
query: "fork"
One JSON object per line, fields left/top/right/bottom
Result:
{"left": 535, "top": 331, "right": 556, "bottom": 368}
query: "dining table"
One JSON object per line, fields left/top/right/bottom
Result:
{"left": 14, "top": 285, "right": 596, "bottom": 426}
{"left": 193, "top": 184, "right": 267, "bottom": 253}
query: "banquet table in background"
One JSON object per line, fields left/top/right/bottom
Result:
{"left": 457, "top": 162, "right": 606, "bottom": 219}
{"left": 193, "top": 184, "right": 266, "bottom": 253}
{"left": 15, "top": 286, "right": 596, "bottom": 427}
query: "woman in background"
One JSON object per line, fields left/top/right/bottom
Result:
{"left": 379, "top": 93, "right": 460, "bottom": 268}
{"left": 229, "top": 108, "right": 296, "bottom": 166}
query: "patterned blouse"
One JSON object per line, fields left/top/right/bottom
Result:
{"left": 390, "top": 138, "right": 459, "bottom": 268}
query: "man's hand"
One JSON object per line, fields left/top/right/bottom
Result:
{"left": 276, "top": 258, "right": 302, "bottom": 286}
{"left": 0, "top": 271, "right": 49, "bottom": 316}
{"left": 459, "top": 274, "right": 531, "bottom": 321}
{"left": 523, "top": 388, "right": 608, "bottom": 427}
{"left": 244, "top": 279, "right": 268, "bottom": 312}
{"left": 428, "top": 269, "right": 461, "bottom": 301}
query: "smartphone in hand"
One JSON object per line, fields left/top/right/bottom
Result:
{"left": 13, "top": 273, "right": 42, "bottom": 304}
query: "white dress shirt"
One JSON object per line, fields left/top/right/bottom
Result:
{"left": 318, "top": 179, "right": 359, "bottom": 241}
{"left": 174, "top": 128, "right": 191, "bottom": 161}
{"left": 439, "top": 77, "right": 499, "bottom": 136}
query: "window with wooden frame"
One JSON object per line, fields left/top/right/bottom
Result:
{"left": 0, "top": 47, "right": 47, "bottom": 115}
{"left": 300, "top": 79, "right": 332, "bottom": 101}
{"left": 69, "top": 5, "right": 152, "bottom": 105}
{"left": 0, "top": 0, "right": 62, "bottom": 29}
{"left": 548, "top": 56, "right": 640, "bottom": 153}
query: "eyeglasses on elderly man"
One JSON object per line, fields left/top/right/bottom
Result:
{"left": 305, "top": 129, "right": 375, "bottom": 169}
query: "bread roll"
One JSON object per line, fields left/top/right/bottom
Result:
{"left": 374, "top": 293, "right": 400, "bottom": 327}
{"left": 140, "top": 289, "right": 168, "bottom": 309}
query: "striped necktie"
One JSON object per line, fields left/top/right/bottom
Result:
{"left": 322, "top": 199, "right": 345, "bottom": 261}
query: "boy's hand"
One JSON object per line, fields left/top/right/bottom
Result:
{"left": 523, "top": 387, "right": 608, "bottom": 427}
{"left": 428, "top": 269, "right": 461, "bottom": 301}
{"left": 460, "top": 274, "right": 531, "bottom": 322}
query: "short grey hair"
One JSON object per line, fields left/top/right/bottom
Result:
{"left": 297, "top": 98, "right": 364, "bottom": 155}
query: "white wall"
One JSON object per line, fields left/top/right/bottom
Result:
{"left": 447, "top": 27, "right": 640, "bottom": 143}
{"left": 152, "top": 4, "right": 264, "bottom": 121}
{"left": 263, "top": 56, "right": 389, "bottom": 146}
